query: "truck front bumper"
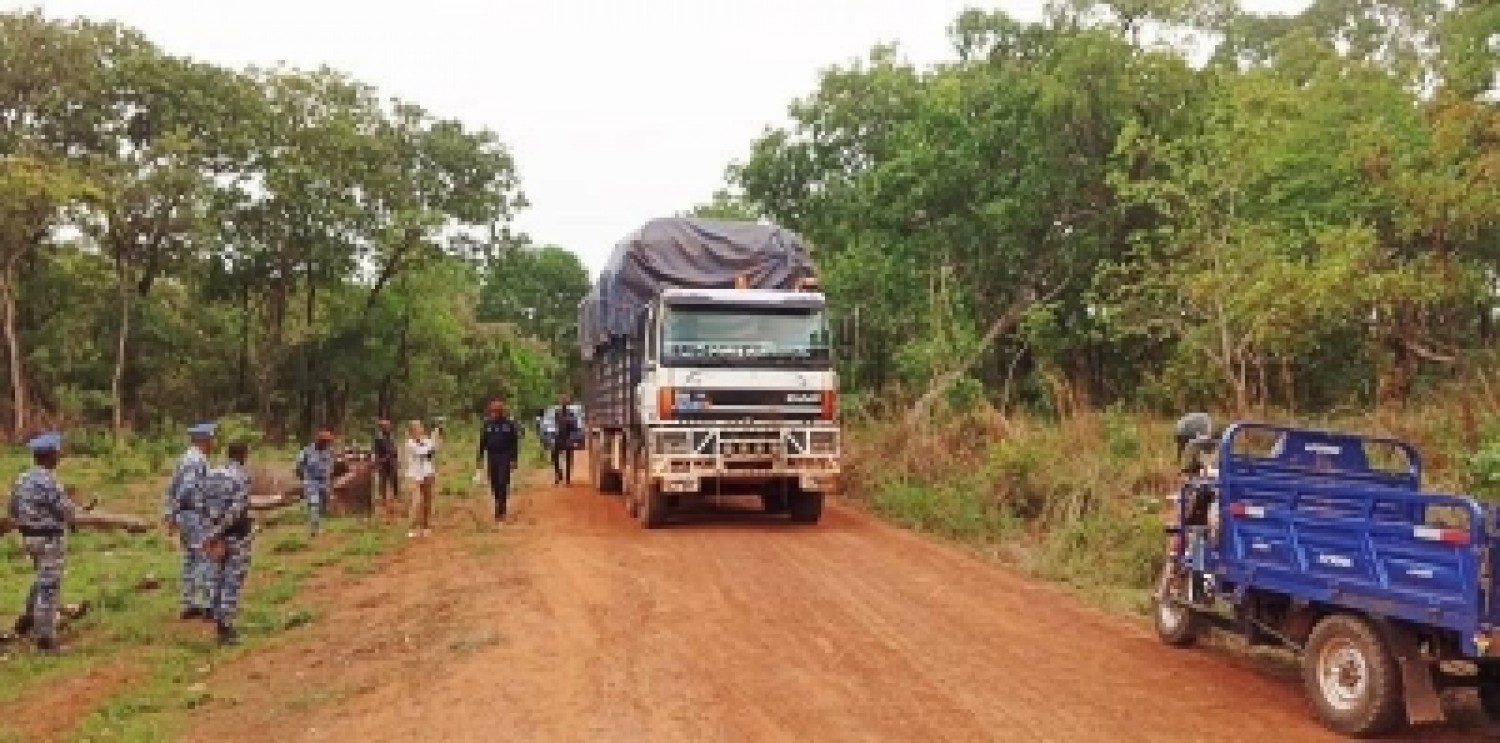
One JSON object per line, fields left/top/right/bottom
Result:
{"left": 649, "top": 426, "right": 841, "bottom": 493}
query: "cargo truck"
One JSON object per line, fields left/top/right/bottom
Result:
{"left": 577, "top": 217, "right": 839, "bottom": 527}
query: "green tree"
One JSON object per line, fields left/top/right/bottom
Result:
{"left": 478, "top": 244, "right": 591, "bottom": 386}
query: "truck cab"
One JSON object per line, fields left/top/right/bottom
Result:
{"left": 633, "top": 285, "right": 840, "bottom": 501}
{"left": 1157, "top": 421, "right": 1500, "bottom": 737}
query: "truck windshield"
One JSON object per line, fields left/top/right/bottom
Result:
{"left": 661, "top": 305, "right": 830, "bottom": 367}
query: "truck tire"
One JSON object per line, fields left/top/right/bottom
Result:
{"left": 589, "top": 436, "right": 604, "bottom": 491}
{"left": 640, "top": 483, "right": 668, "bottom": 529}
{"left": 600, "top": 470, "right": 624, "bottom": 494}
{"left": 623, "top": 460, "right": 642, "bottom": 519}
{"left": 760, "top": 484, "right": 789, "bottom": 515}
{"left": 1301, "top": 614, "right": 1404, "bottom": 738}
{"left": 1152, "top": 564, "right": 1201, "bottom": 648}
{"left": 788, "top": 490, "right": 823, "bottom": 524}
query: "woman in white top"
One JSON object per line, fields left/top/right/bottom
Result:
{"left": 405, "top": 420, "right": 439, "bottom": 537}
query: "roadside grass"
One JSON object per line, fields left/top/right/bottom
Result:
{"left": 0, "top": 426, "right": 514, "bottom": 741}
{"left": 847, "top": 387, "right": 1500, "bottom": 617}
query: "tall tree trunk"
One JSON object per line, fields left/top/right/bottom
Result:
{"left": 237, "top": 281, "right": 250, "bottom": 407}
{"left": 302, "top": 265, "right": 317, "bottom": 434}
{"left": 111, "top": 263, "right": 132, "bottom": 439}
{"left": 907, "top": 284, "right": 1062, "bottom": 426}
{"left": 1, "top": 258, "right": 25, "bottom": 438}
{"left": 378, "top": 309, "right": 413, "bottom": 420}
{"left": 1280, "top": 357, "right": 1296, "bottom": 414}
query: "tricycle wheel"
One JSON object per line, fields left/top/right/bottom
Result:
{"left": 1152, "top": 564, "right": 1200, "bottom": 648}
{"left": 1478, "top": 665, "right": 1500, "bottom": 721}
{"left": 1480, "top": 683, "right": 1500, "bottom": 722}
{"left": 1301, "top": 614, "right": 1404, "bottom": 738}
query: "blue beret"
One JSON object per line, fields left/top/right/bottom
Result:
{"left": 26, "top": 432, "right": 61, "bottom": 452}
{"left": 187, "top": 422, "right": 218, "bottom": 437}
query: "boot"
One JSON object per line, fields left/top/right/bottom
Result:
{"left": 216, "top": 622, "right": 239, "bottom": 646}
{"left": 35, "top": 636, "right": 59, "bottom": 655}
{"left": 180, "top": 608, "right": 204, "bottom": 621}
{"left": 13, "top": 614, "right": 33, "bottom": 637}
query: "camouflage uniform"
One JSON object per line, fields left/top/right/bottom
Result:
{"left": 163, "top": 447, "right": 211, "bottom": 613}
{"left": 296, "top": 444, "right": 333, "bottom": 536}
{"left": 198, "top": 462, "right": 253, "bottom": 629}
{"left": 7, "top": 466, "right": 75, "bottom": 644}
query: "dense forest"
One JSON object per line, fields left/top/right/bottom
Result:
{"left": 0, "top": 10, "right": 589, "bottom": 442}
{"left": 3, "top": 1, "right": 1497, "bottom": 446}
{"left": 706, "top": 0, "right": 1499, "bottom": 422}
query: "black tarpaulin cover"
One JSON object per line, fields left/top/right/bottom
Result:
{"left": 578, "top": 217, "right": 817, "bottom": 358}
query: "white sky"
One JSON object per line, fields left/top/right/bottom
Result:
{"left": 18, "top": 0, "right": 1309, "bottom": 277}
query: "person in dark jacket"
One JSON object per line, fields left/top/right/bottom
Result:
{"left": 475, "top": 399, "right": 520, "bottom": 521}
{"left": 551, "top": 395, "right": 579, "bottom": 485}
{"left": 371, "top": 419, "right": 399, "bottom": 505}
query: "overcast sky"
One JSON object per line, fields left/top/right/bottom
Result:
{"left": 19, "top": 0, "right": 1309, "bottom": 277}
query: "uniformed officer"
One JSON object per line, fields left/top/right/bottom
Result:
{"left": 475, "top": 400, "right": 520, "bottom": 521}
{"left": 292, "top": 429, "right": 334, "bottom": 534}
{"left": 198, "top": 441, "right": 253, "bottom": 646}
{"left": 296, "top": 429, "right": 335, "bottom": 536}
{"left": 7, "top": 432, "right": 76, "bottom": 654}
{"left": 163, "top": 422, "right": 215, "bottom": 621}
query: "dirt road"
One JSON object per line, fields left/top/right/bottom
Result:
{"left": 186, "top": 473, "right": 1493, "bottom": 742}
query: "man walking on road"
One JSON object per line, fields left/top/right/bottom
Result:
{"left": 551, "top": 395, "right": 579, "bottom": 486}
{"left": 197, "top": 441, "right": 254, "bottom": 646}
{"left": 163, "top": 422, "right": 215, "bottom": 621}
{"left": 475, "top": 399, "right": 519, "bottom": 522}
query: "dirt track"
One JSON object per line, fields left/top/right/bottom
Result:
{"left": 186, "top": 468, "right": 1495, "bottom": 742}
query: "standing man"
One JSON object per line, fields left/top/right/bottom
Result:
{"left": 163, "top": 422, "right": 215, "bottom": 621}
{"left": 8, "top": 432, "right": 76, "bottom": 654}
{"left": 296, "top": 429, "right": 335, "bottom": 537}
{"left": 371, "top": 420, "right": 399, "bottom": 509}
{"left": 552, "top": 395, "right": 579, "bottom": 486}
{"left": 475, "top": 399, "right": 520, "bottom": 522}
{"left": 198, "top": 441, "right": 254, "bottom": 646}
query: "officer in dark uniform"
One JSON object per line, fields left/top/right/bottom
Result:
{"left": 8, "top": 432, "right": 76, "bottom": 654}
{"left": 551, "top": 395, "right": 580, "bottom": 486}
{"left": 476, "top": 399, "right": 520, "bottom": 521}
{"left": 371, "top": 419, "right": 399, "bottom": 504}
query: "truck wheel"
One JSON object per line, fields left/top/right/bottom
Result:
{"left": 589, "top": 438, "right": 604, "bottom": 491}
{"left": 760, "top": 485, "right": 789, "bottom": 514}
{"left": 640, "top": 483, "right": 668, "bottom": 529}
{"left": 788, "top": 490, "right": 823, "bottom": 524}
{"left": 1152, "top": 564, "right": 1200, "bottom": 648}
{"left": 1302, "top": 614, "right": 1404, "bottom": 738}
{"left": 600, "top": 470, "right": 623, "bottom": 494}
{"left": 623, "top": 463, "right": 642, "bottom": 518}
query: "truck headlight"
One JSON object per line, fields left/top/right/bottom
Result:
{"left": 809, "top": 431, "right": 837, "bottom": 455}
{"left": 657, "top": 431, "right": 690, "bottom": 455}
